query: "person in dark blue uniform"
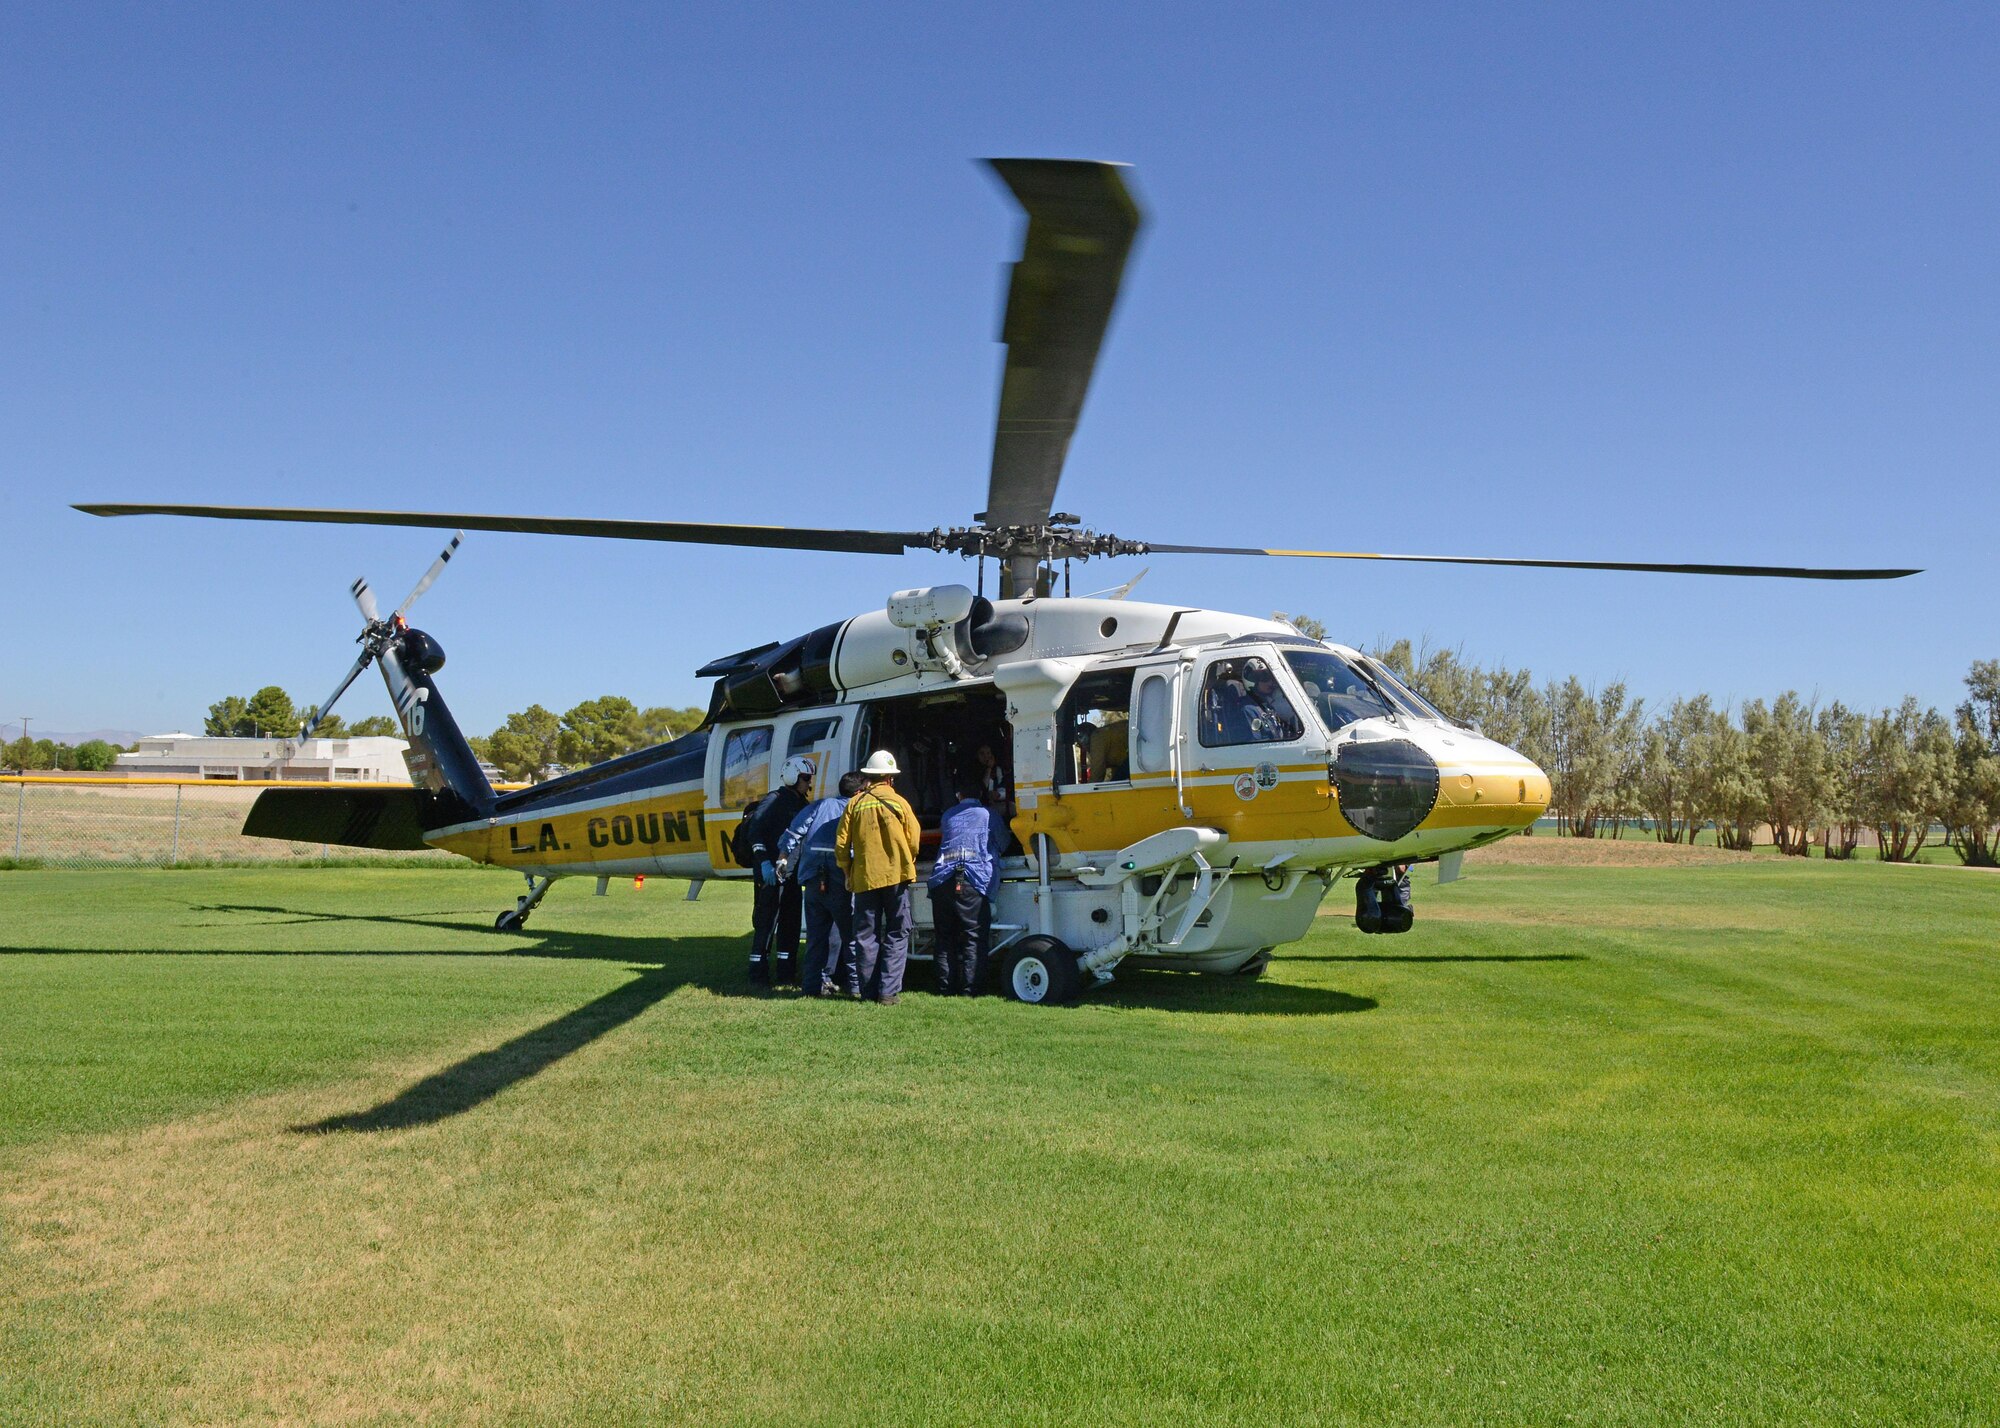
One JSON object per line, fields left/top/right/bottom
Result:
{"left": 927, "top": 765, "right": 996, "bottom": 996}
{"left": 746, "top": 755, "right": 815, "bottom": 985}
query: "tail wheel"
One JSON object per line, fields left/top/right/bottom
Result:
{"left": 1000, "top": 935, "right": 1081, "bottom": 1006}
{"left": 494, "top": 910, "right": 526, "bottom": 933}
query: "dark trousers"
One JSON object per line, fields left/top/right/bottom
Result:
{"left": 928, "top": 873, "right": 990, "bottom": 996}
{"left": 851, "top": 883, "right": 912, "bottom": 1002}
{"left": 751, "top": 878, "right": 801, "bottom": 982}
{"left": 800, "top": 872, "right": 854, "bottom": 996}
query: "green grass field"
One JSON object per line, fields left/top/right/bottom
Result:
{"left": 2, "top": 856, "right": 1996, "bottom": 1426}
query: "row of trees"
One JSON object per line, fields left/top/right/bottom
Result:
{"left": 203, "top": 688, "right": 397, "bottom": 740}
{"left": 1365, "top": 638, "right": 2000, "bottom": 866}
{"left": 473, "top": 698, "right": 707, "bottom": 783}
{"left": 3, "top": 737, "right": 122, "bottom": 772}
{"left": 189, "top": 686, "right": 706, "bottom": 781}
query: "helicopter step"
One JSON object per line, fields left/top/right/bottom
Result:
{"left": 496, "top": 873, "right": 558, "bottom": 933}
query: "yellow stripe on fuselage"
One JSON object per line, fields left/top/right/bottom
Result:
{"left": 428, "top": 786, "right": 710, "bottom": 868}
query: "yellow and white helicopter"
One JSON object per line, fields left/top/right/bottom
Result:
{"left": 79, "top": 159, "right": 1917, "bottom": 1003}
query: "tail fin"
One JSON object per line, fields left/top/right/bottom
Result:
{"left": 379, "top": 625, "right": 494, "bottom": 830}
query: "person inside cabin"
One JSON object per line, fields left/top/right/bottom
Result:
{"left": 975, "top": 739, "right": 1010, "bottom": 811}
{"left": 927, "top": 763, "right": 995, "bottom": 997}
{"left": 835, "top": 750, "right": 922, "bottom": 1005}
{"left": 1213, "top": 658, "right": 1301, "bottom": 744}
{"left": 1086, "top": 712, "right": 1130, "bottom": 782}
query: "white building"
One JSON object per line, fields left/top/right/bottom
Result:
{"left": 113, "top": 733, "right": 412, "bottom": 783}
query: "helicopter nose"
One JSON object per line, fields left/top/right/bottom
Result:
{"left": 1330, "top": 737, "right": 1441, "bottom": 841}
{"left": 1431, "top": 750, "right": 1551, "bottom": 830}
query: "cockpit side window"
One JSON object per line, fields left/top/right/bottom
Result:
{"left": 1280, "top": 651, "right": 1395, "bottom": 734}
{"left": 1057, "top": 669, "right": 1134, "bottom": 785}
{"left": 1198, "top": 656, "right": 1305, "bottom": 747}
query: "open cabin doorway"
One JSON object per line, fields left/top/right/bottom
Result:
{"left": 854, "top": 684, "right": 1015, "bottom": 855}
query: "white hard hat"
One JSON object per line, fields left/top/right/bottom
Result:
{"left": 860, "top": 750, "right": 900, "bottom": 777}
{"left": 780, "top": 755, "right": 817, "bottom": 785}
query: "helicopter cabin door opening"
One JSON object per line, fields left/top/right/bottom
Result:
{"left": 852, "top": 685, "right": 1014, "bottom": 855}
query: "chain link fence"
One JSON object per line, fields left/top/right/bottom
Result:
{"left": 1, "top": 778, "right": 452, "bottom": 869}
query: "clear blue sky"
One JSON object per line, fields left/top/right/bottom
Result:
{"left": 4, "top": 2, "right": 1994, "bottom": 739}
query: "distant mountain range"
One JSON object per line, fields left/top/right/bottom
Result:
{"left": 0, "top": 725, "right": 147, "bottom": 747}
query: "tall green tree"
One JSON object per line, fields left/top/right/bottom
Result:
{"left": 1636, "top": 695, "right": 1712, "bottom": 843}
{"left": 204, "top": 695, "right": 251, "bottom": 736}
{"left": 1816, "top": 702, "right": 1870, "bottom": 859}
{"left": 1944, "top": 660, "right": 2000, "bottom": 866}
{"left": 485, "top": 705, "right": 563, "bottom": 783}
{"left": 637, "top": 705, "right": 706, "bottom": 746}
{"left": 557, "top": 696, "right": 644, "bottom": 768}
{"left": 243, "top": 686, "right": 298, "bottom": 738}
{"left": 72, "top": 739, "right": 119, "bottom": 772}
{"left": 1860, "top": 699, "right": 1954, "bottom": 862}
{"left": 347, "top": 715, "right": 399, "bottom": 737}
{"left": 1544, "top": 678, "right": 1643, "bottom": 838}
{"left": 1745, "top": 692, "right": 1826, "bottom": 856}
{"left": 1694, "top": 707, "right": 1763, "bottom": 850}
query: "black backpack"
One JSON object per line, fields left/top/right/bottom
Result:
{"left": 730, "top": 793, "right": 771, "bottom": 868}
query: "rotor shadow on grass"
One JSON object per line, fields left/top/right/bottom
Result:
{"left": 292, "top": 931, "right": 748, "bottom": 1134}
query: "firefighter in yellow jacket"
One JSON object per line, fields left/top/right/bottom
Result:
{"left": 834, "top": 750, "right": 923, "bottom": 1004}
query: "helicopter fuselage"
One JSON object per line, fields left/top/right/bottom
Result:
{"left": 414, "top": 590, "right": 1550, "bottom": 986}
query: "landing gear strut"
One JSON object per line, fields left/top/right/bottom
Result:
{"left": 495, "top": 874, "right": 556, "bottom": 932}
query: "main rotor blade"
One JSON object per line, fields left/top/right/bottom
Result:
{"left": 395, "top": 531, "right": 462, "bottom": 619}
{"left": 301, "top": 650, "right": 372, "bottom": 738}
{"left": 981, "top": 159, "right": 1142, "bottom": 531}
{"left": 75, "top": 504, "right": 929, "bottom": 556}
{"left": 1142, "top": 542, "right": 1922, "bottom": 580}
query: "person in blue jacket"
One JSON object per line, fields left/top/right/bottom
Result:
{"left": 928, "top": 763, "right": 996, "bottom": 996}
{"left": 779, "top": 770, "right": 867, "bottom": 997}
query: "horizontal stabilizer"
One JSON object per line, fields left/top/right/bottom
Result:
{"left": 242, "top": 787, "right": 432, "bottom": 851}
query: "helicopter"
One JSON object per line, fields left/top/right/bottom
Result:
{"left": 78, "top": 158, "right": 1917, "bottom": 1004}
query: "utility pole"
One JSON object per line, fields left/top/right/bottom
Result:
{"left": 16, "top": 717, "right": 29, "bottom": 773}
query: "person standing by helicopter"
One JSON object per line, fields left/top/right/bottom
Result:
{"left": 743, "top": 755, "right": 816, "bottom": 986}
{"left": 834, "top": 750, "right": 921, "bottom": 1005}
{"left": 928, "top": 763, "right": 994, "bottom": 996}
{"left": 779, "top": 769, "right": 867, "bottom": 998}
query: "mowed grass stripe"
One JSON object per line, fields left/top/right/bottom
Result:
{"left": 1, "top": 861, "right": 1996, "bottom": 1425}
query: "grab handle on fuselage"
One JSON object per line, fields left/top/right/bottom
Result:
{"left": 1170, "top": 657, "right": 1193, "bottom": 818}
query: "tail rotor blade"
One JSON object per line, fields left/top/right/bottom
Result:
{"left": 300, "top": 651, "right": 373, "bottom": 738}
{"left": 352, "top": 577, "right": 381, "bottom": 624}
{"left": 395, "top": 531, "right": 463, "bottom": 619}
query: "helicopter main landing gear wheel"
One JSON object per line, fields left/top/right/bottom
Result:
{"left": 1000, "top": 935, "right": 1081, "bottom": 1006}
{"left": 493, "top": 874, "right": 555, "bottom": 934}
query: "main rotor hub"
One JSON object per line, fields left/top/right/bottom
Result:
{"left": 924, "top": 523, "right": 1148, "bottom": 564}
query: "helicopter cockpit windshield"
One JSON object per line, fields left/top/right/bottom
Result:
{"left": 1356, "top": 658, "right": 1455, "bottom": 724}
{"left": 1281, "top": 650, "right": 1402, "bottom": 733}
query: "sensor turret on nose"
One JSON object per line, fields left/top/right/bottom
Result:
{"left": 1331, "top": 738, "right": 1440, "bottom": 841}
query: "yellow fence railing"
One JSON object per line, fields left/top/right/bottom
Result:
{"left": 0, "top": 777, "right": 453, "bottom": 869}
